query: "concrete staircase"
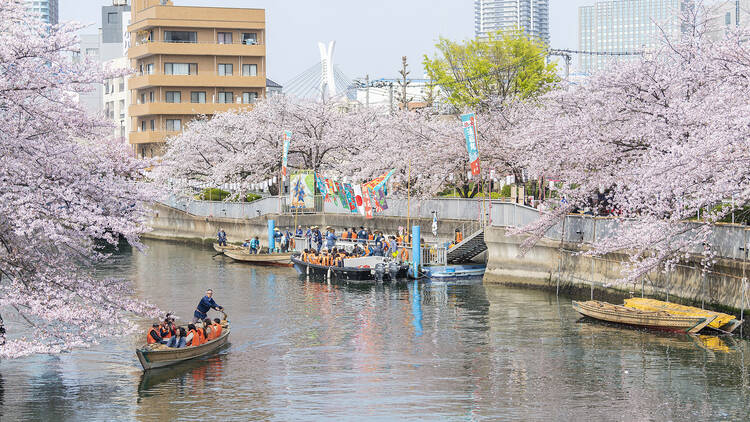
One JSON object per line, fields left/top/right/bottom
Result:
{"left": 446, "top": 228, "right": 487, "bottom": 264}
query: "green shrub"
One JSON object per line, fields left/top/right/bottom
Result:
{"left": 196, "top": 188, "right": 230, "bottom": 201}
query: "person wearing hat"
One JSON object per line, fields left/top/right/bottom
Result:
{"left": 325, "top": 226, "right": 337, "bottom": 252}
{"left": 273, "top": 227, "right": 283, "bottom": 253}
{"left": 242, "top": 238, "right": 251, "bottom": 249}
{"left": 312, "top": 226, "right": 323, "bottom": 253}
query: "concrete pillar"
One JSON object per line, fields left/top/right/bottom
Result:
{"left": 412, "top": 225, "right": 421, "bottom": 278}
{"left": 268, "top": 219, "right": 275, "bottom": 252}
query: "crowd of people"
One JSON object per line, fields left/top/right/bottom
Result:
{"left": 145, "top": 289, "right": 225, "bottom": 349}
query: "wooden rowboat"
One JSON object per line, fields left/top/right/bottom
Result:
{"left": 623, "top": 298, "right": 743, "bottom": 333}
{"left": 224, "top": 250, "right": 293, "bottom": 266}
{"left": 136, "top": 323, "right": 230, "bottom": 371}
{"left": 213, "top": 243, "right": 244, "bottom": 254}
{"left": 572, "top": 300, "right": 717, "bottom": 334}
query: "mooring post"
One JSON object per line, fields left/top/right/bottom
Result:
{"left": 412, "top": 225, "right": 421, "bottom": 279}
{"left": 701, "top": 272, "right": 706, "bottom": 309}
{"left": 589, "top": 259, "right": 594, "bottom": 300}
{"left": 267, "top": 219, "right": 275, "bottom": 253}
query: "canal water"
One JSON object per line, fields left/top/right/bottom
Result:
{"left": 0, "top": 240, "right": 749, "bottom": 421}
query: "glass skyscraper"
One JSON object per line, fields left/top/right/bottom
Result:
{"left": 474, "top": 0, "right": 550, "bottom": 43}
{"left": 578, "top": 0, "right": 689, "bottom": 73}
{"left": 23, "top": 0, "right": 59, "bottom": 25}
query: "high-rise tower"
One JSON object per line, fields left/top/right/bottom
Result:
{"left": 474, "top": 0, "right": 549, "bottom": 43}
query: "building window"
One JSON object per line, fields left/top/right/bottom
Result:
{"left": 150, "top": 119, "right": 155, "bottom": 131}
{"left": 118, "top": 77, "right": 124, "bottom": 92}
{"left": 726, "top": 12, "right": 732, "bottom": 26}
{"left": 140, "top": 93, "right": 146, "bottom": 104}
{"left": 146, "top": 63, "right": 154, "bottom": 74}
{"left": 164, "top": 63, "right": 197, "bottom": 75}
{"left": 166, "top": 119, "right": 181, "bottom": 131}
{"left": 242, "top": 32, "right": 257, "bottom": 45}
{"left": 217, "top": 91, "right": 234, "bottom": 103}
{"left": 218, "top": 63, "right": 233, "bottom": 76}
{"left": 242, "top": 92, "right": 258, "bottom": 104}
{"left": 165, "top": 91, "right": 181, "bottom": 103}
{"left": 149, "top": 91, "right": 154, "bottom": 102}
{"left": 217, "top": 32, "right": 233, "bottom": 44}
{"left": 191, "top": 91, "right": 206, "bottom": 103}
{"left": 140, "top": 120, "right": 146, "bottom": 131}
{"left": 107, "top": 12, "right": 117, "bottom": 24}
{"left": 164, "top": 31, "right": 197, "bottom": 43}
{"left": 242, "top": 64, "right": 257, "bottom": 76}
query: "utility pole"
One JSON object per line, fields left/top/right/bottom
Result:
{"left": 365, "top": 74, "right": 369, "bottom": 108}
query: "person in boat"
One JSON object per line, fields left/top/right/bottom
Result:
{"left": 352, "top": 244, "right": 363, "bottom": 257}
{"left": 213, "top": 318, "right": 224, "bottom": 337}
{"left": 242, "top": 238, "right": 251, "bottom": 248}
{"left": 357, "top": 226, "right": 367, "bottom": 244}
{"left": 296, "top": 225, "right": 303, "bottom": 237}
{"left": 371, "top": 240, "right": 384, "bottom": 257}
{"left": 388, "top": 236, "right": 399, "bottom": 258}
{"left": 300, "top": 248, "right": 309, "bottom": 263}
{"left": 158, "top": 319, "right": 174, "bottom": 340}
{"left": 203, "top": 318, "right": 216, "bottom": 341}
{"left": 185, "top": 324, "right": 197, "bottom": 346}
{"left": 340, "top": 228, "right": 349, "bottom": 240}
{"left": 350, "top": 227, "right": 358, "bottom": 241}
{"left": 373, "top": 230, "right": 385, "bottom": 245}
{"left": 249, "top": 236, "right": 260, "bottom": 254}
{"left": 325, "top": 227, "right": 337, "bottom": 251}
{"left": 147, "top": 323, "right": 167, "bottom": 344}
{"left": 272, "top": 228, "right": 283, "bottom": 253}
{"left": 283, "top": 229, "right": 293, "bottom": 252}
{"left": 313, "top": 226, "right": 323, "bottom": 253}
{"left": 193, "top": 289, "right": 224, "bottom": 323}
{"left": 217, "top": 228, "right": 227, "bottom": 247}
{"left": 167, "top": 328, "right": 187, "bottom": 348}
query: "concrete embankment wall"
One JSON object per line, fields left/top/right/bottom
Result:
{"left": 145, "top": 202, "right": 471, "bottom": 246}
{"left": 484, "top": 226, "right": 750, "bottom": 312}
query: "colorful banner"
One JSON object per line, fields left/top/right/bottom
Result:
{"left": 335, "top": 181, "right": 348, "bottom": 208}
{"left": 369, "top": 186, "right": 388, "bottom": 213}
{"left": 281, "top": 131, "right": 291, "bottom": 179}
{"left": 315, "top": 172, "right": 328, "bottom": 197}
{"left": 290, "top": 172, "right": 314, "bottom": 209}
{"left": 343, "top": 183, "right": 357, "bottom": 213}
{"left": 363, "top": 169, "right": 395, "bottom": 192}
{"left": 352, "top": 184, "right": 365, "bottom": 216}
{"left": 461, "top": 113, "right": 481, "bottom": 176}
{"left": 361, "top": 185, "right": 374, "bottom": 219}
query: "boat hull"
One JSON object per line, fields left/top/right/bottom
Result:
{"left": 136, "top": 329, "right": 230, "bottom": 370}
{"left": 291, "top": 255, "right": 409, "bottom": 284}
{"left": 424, "top": 264, "right": 486, "bottom": 279}
{"left": 572, "top": 300, "right": 716, "bottom": 334}
{"left": 213, "top": 243, "right": 243, "bottom": 253}
{"left": 224, "top": 250, "right": 292, "bottom": 266}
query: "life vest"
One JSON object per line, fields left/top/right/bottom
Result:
{"left": 383, "top": 242, "right": 389, "bottom": 252}
{"left": 159, "top": 326, "right": 171, "bottom": 339}
{"left": 213, "top": 323, "right": 223, "bottom": 338}
{"left": 455, "top": 231, "right": 463, "bottom": 243}
{"left": 396, "top": 235, "right": 403, "bottom": 245}
{"left": 301, "top": 252, "right": 307, "bottom": 262}
{"left": 194, "top": 328, "right": 205, "bottom": 346}
{"left": 187, "top": 329, "right": 198, "bottom": 346}
{"left": 205, "top": 325, "right": 215, "bottom": 341}
{"left": 351, "top": 232, "right": 357, "bottom": 240}
{"left": 341, "top": 231, "right": 349, "bottom": 239}
{"left": 147, "top": 329, "right": 160, "bottom": 344}
{"left": 368, "top": 234, "right": 374, "bottom": 240}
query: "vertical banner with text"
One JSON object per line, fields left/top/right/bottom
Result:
{"left": 461, "top": 113, "right": 481, "bottom": 176}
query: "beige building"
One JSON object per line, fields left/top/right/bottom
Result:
{"left": 127, "top": 0, "right": 266, "bottom": 157}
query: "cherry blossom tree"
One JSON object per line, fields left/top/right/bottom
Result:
{"left": 156, "top": 96, "right": 382, "bottom": 195}
{"left": 0, "top": 1, "right": 158, "bottom": 358}
{"left": 507, "top": 4, "right": 750, "bottom": 282}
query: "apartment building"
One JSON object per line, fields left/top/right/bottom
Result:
{"left": 127, "top": 0, "right": 266, "bottom": 158}
{"left": 474, "top": 0, "right": 549, "bottom": 43}
{"left": 23, "top": 0, "right": 58, "bottom": 25}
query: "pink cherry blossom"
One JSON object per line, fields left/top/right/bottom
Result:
{"left": 0, "top": 0, "right": 159, "bottom": 358}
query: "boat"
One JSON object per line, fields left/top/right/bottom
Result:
{"left": 623, "top": 298, "right": 743, "bottom": 333}
{"left": 224, "top": 250, "right": 293, "bottom": 266}
{"left": 291, "top": 253, "right": 410, "bottom": 284}
{"left": 213, "top": 243, "right": 244, "bottom": 254}
{"left": 423, "top": 263, "right": 486, "bottom": 279}
{"left": 572, "top": 300, "right": 717, "bottom": 334}
{"left": 136, "top": 318, "right": 231, "bottom": 371}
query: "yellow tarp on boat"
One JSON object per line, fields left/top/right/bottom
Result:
{"left": 623, "top": 298, "right": 736, "bottom": 330}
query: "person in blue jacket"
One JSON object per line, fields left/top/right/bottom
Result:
{"left": 357, "top": 226, "right": 368, "bottom": 244}
{"left": 325, "top": 227, "right": 337, "bottom": 251}
{"left": 272, "top": 228, "right": 283, "bottom": 253}
{"left": 217, "top": 228, "right": 227, "bottom": 246}
{"left": 193, "top": 289, "right": 223, "bottom": 323}
{"left": 313, "top": 226, "right": 323, "bottom": 253}
{"left": 249, "top": 236, "right": 260, "bottom": 254}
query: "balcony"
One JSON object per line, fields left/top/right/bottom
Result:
{"left": 128, "top": 41, "right": 265, "bottom": 59}
{"left": 129, "top": 130, "right": 182, "bottom": 145}
{"left": 129, "top": 73, "right": 266, "bottom": 90}
{"left": 129, "top": 102, "right": 254, "bottom": 117}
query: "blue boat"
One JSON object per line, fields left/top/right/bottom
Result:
{"left": 422, "top": 263, "right": 486, "bottom": 280}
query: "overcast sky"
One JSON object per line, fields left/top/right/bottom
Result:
{"left": 62, "top": 0, "right": 591, "bottom": 84}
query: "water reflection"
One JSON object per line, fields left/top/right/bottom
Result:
{"left": 1, "top": 241, "right": 750, "bottom": 420}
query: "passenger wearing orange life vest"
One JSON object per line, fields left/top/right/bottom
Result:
{"left": 203, "top": 318, "right": 215, "bottom": 341}
{"left": 186, "top": 324, "right": 198, "bottom": 346}
{"left": 147, "top": 324, "right": 164, "bottom": 344}
{"left": 213, "top": 318, "right": 223, "bottom": 338}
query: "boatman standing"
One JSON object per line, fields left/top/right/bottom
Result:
{"left": 194, "top": 289, "right": 223, "bottom": 323}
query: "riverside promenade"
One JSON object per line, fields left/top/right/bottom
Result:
{"left": 148, "top": 196, "right": 750, "bottom": 313}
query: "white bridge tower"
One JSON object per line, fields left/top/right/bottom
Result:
{"left": 318, "top": 41, "right": 336, "bottom": 100}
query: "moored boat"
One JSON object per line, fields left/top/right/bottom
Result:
{"left": 213, "top": 243, "right": 244, "bottom": 254}
{"left": 572, "top": 300, "right": 717, "bottom": 334}
{"left": 224, "top": 250, "right": 293, "bottom": 266}
{"left": 291, "top": 253, "right": 410, "bottom": 284}
{"left": 136, "top": 321, "right": 231, "bottom": 371}
{"left": 623, "top": 298, "right": 743, "bottom": 333}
